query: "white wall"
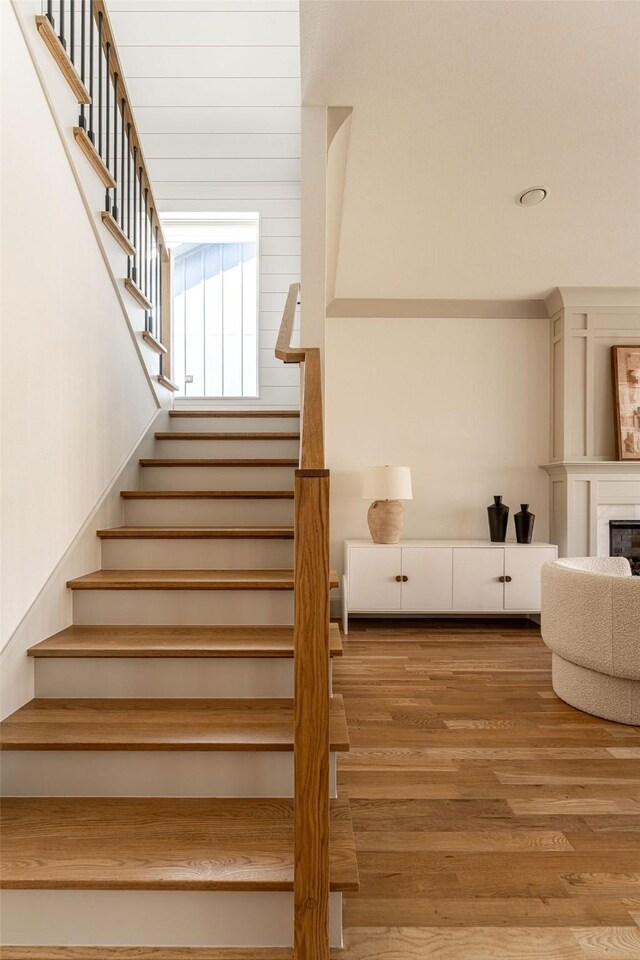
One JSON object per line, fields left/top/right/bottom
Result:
{"left": 1, "top": 4, "right": 158, "bottom": 660}
{"left": 108, "top": 0, "right": 302, "bottom": 407}
{"left": 326, "top": 315, "right": 550, "bottom": 580}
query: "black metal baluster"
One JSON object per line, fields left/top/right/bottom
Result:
{"left": 147, "top": 201, "right": 152, "bottom": 331}
{"left": 120, "top": 99, "right": 126, "bottom": 230}
{"left": 87, "top": 1, "right": 94, "bottom": 142}
{"left": 97, "top": 11, "right": 103, "bottom": 153}
{"left": 143, "top": 188, "right": 149, "bottom": 324}
{"left": 153, "top": 222, "right": 158, "bottom": 339}
{"left": 156, "top": 226, "right": 162, "bottom": 344}
{"left": 59, "top": 0, "right": 66, "bottom": 49}
{"left": 105, "top": 42, "right": 111, "bottom": 211}
{"left": 127, "top": 129, "right": 133, "bottom": 275}
{"left": 111, "top": 72, "right": 119, "bottom": 220}
{"left": 47, "top": 0, "right": 54, "bottom": 29}
{"left": 138, "top": 166, "right": 144, "bottom": 289}
{"left": 131, "top": 147, "right": 138, "bottom": 281}
{"left": 149, "top": 215, "right": 155, "bottom": 336}
{"left": 78, "top": 0, "right": 86, "bottom": 129}
{"left": 69, "top": 0, "right": 75, "bottom": 64}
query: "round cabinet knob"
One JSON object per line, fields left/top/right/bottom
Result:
{"left": 499, "top": 575, "right": 513, "bottom": 583}
{"left": 402, "top": 575, "right": 409, "bottom": 582}
{"left": 395, "top": 575, "right": 409, "bottom": 582}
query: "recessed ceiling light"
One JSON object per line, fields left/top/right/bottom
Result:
{"left": 518, "top": 187, "right": 548, "bottom": 206}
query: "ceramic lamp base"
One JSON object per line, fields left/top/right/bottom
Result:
{"left": 367, "top": 499, "right": 405, "bottom": 544}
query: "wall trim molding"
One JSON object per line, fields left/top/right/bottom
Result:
{"left": 545, "top": 287, "right": 640, "bottom": 315}
{"left": 326, "top": 298, "right": 548, "bottom": 319}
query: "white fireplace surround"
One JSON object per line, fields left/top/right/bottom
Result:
{"left": 597, "top": 506, "right": 640, "bottom": 560}
{"left": 542, "top": 461, "right": 640, "bottom": 558}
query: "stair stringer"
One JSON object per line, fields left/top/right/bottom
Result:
{"left": 8, "top": 0, "right": 170, "bottom": 400}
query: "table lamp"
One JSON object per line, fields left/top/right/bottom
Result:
{"left": 362, "top": 466, "right": 413, "bottom": 543}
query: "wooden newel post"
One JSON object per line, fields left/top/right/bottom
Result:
{"left": 293, "top": 469, "right": 331, "bottom": 960}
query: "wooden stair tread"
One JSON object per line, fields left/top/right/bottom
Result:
{"left": 139, "top": 459, "right": 299, "bottom": 467}
{"left": 27, "top": 624, "right": 343, "bottom": 658}
{"left": 97, "top": 526, "right": 295, "bottom": 539}
{"left": 66, "top": 570, "right": 339, "bottom": 590}
{"left": 0, "top": 796, "right": 359, "bottom": 891}
{"left": 0, "top": 696, "right": 349, "bottom": 752}
{"left": 0, "top": 950, "right": 294, "bottom": 960}
{"left": 120, "top": 490, "right": 295, "bottom": 499}
{"left": 155, "top": 433, "right": 300, "bottom": 440}
{"left": 169, "top": 411, "right": 299, "bottom": 419}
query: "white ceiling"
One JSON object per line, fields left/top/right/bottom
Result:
{"left": 301, "top": 1, "right": 640, "bottom": 300}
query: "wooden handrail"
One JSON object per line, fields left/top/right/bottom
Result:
{"left": 276, "top": 284, "right": 331, "bottom": 960}
{"left": 275, "top": 283, "right": 304, "bottom": 363}
{"left": 36, "top": 0, "right": 172, "bottom": 374}
{"left": 275, "top": 283, "right": 324, "bottom": 471}
{"left": 93, "top": 0, "right": 167, "bottom": 258}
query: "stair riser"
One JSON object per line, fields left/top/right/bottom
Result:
{"left": 123, "top": 498, "right": 295, "bottom": 526}
{"left": 101, "top": 539, "right": 294, "bottom": 570}
{"left": 0, "top": 890, "right": 343, "bottom": 947}
{"left": 155, "top": 439, "right": 300, "bottom": 458}
{"left": 170, "top": 416, "right": 299, "bottom": 434}
{"left": 141, "top": 466, "right": 296, "bottom": 491}
{"left": 72, "top": 590, "right": 294, "bottom": 625}
{"left": 0, "top": 751, "right": 338, "bottom": 798}
{"left": 34, "top": 657, "right": 299, "bottom": 698}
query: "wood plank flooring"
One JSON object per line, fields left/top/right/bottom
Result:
{"left": 333, "top": 618, "right": 640, "bottom": 960}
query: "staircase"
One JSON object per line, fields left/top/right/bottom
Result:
{"left": 0, "top": 410, "right": 358, "bottom": 953}
{"left": 3, "top": 5, "right": 351, "bottom": 955}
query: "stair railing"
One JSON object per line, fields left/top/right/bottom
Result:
{"left": 36, "top": 1, "right": 171, "bottom": 377}
{"left": 276, "top": 283, "right": 331, "bottom": 960}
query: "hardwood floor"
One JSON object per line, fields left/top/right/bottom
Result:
{"left": 333, "top": 618, "right": 640, "bottom": 960}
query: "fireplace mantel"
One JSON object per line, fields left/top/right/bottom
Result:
{"left": 541, "top": 460, "right": 640, "bottom": 556}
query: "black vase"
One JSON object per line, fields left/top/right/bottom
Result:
{"left": 514, "top": 504, "right": 535, "bottom": 544}
{"left": 487, "top": 495, "right": 509, "bottom": 542}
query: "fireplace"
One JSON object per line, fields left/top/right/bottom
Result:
{"left": 609, "top": 521, "right": 640, "bottom": 575}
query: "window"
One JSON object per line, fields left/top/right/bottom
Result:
{"left": 162, "top": 214, "right": 259, "bottom": 398}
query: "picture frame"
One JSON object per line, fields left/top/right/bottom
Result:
{"left": 611, "top": 345, "right": 640, "bottom": 460}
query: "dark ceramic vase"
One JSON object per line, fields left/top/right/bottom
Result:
{"left": 487, "top": 495, "right": 509, "bottom": 542}
{"left": 514, "top": 504, "right": 535, "bottom": 544}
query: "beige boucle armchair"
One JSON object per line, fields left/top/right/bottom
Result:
{"left": 541, "top": 557, "right": 640, "bottom": 726}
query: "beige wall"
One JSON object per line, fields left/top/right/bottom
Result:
{"left": 1, "top": 3, "right": 158, "bottom": 653}
{"left": 325, "top": 315, "right": 550, "bottom": 577}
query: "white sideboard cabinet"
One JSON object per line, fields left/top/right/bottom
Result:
{"left": 342, "top": 540, "right": 558, "bottom": 633}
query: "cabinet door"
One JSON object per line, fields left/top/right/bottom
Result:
{"left": 452, "top": 548, "right": 505, "bottom": 610}
{"left": 504, "top": 547, "right": 557, "bottom": 610}
{"left": 401, "top": 548, "right": 453, "bottom": 611}
{"left": 348, "top": 546, "right": 402, "bottom": 610}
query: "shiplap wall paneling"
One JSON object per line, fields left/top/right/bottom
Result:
{"left": 109, "top": 1, "right": 301, "bottom": 407}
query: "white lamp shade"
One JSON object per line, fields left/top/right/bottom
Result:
{"left": 362, "top": 466, "right": 413, "bottom": 501}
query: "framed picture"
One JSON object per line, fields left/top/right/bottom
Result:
{"left": 612, "top": 345, "right": 640, "bottom": 460}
